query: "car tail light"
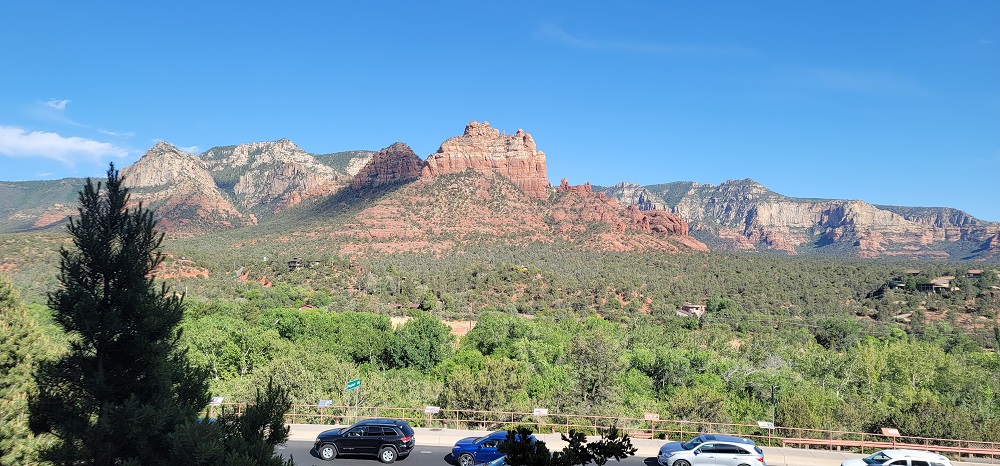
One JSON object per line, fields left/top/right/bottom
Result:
{"left": 757, "top": 457, "right": 765, "bottom": 464}
{"left": 400, "top": 435, "right": 413, "bottom": 442}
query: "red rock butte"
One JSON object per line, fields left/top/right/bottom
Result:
{"left": 421, "top": 121, "right": 549, "bottom": 199}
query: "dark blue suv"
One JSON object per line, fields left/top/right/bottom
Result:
{"left": 314, "top": 418, "right": 415, "bottom": 463}
{"left": 452, "top": 431, "right": 536, "bottom": 466}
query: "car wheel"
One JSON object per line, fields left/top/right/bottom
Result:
{"left": 318, "top": 443, "right": 338, "bottom": 461}
{"left": 379, "top": 446, "right": 398, "bottom": 464}
{"left": 674, "top": 460, "right": 691, "bottom": 466}
{"left": 738, "top": 463, "right": 751, "bottom": 466}
{"left": 459, "top": 453, "right": 476, "bottom": 466}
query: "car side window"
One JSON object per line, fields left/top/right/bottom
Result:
{"left": 698, "top": 443, "right": 716, "bottom": 453}
{"left": 884, "top": 461, "right": 905, "bottom": 466}
{"left": 911, "top": 461, "right": 929, "bottom": 466}
{"left": 364, "top": 427, "right": 382, "bottom": 437}
{"left": 731, "top": 445, "right": 752, "bottom": 455}
{"left": 347, "top": 427, "right": 364, "bottom": 437}
{"left": 482, "top": 440, "right": 498, "bottom": 448}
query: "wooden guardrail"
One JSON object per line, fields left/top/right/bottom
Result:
{"left": 203, "top": 403, "right": 1000, "bottom": 462}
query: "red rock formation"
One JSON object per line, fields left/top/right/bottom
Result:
{"left": 422, "top": 121, "right": 549, "bottom": 199}
{"left": 350, "top": 142, "right": 423, "bottom": 189}
{"left": 121, "top": 142, "right": 256, "bottom": 235}
{"left": 626, "top": 205, "right": 690, "bottom": 236}
{"left": 557, "top": 178, "right": 593, "bottom": 195}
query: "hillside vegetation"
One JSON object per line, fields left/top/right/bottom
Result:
{"left": 5, "top": 226, "right": 1000, "bottom": 442}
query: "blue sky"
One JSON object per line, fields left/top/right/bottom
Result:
{"left": 1, "top": 1, "right": 998, "bottom": 220}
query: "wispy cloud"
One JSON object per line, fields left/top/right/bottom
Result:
{"left": 46, "top": 98, "right": 71, "bottom": 110}
{"left": 535, "top": 23, "right": 754, "bottom": 56}
{"left": 784, "top": 66, "right": 927, "bottom": 97}
{"left": 179, "top": 145, "right": 200, "bottom": 153}
{"left": 0, "top": 126, "right": 129, "bottom": 166}
{"left": 981, "top": 38, "right": 994, "bottom": 45}
{"left": 99, "top": 129, "right": 136, "bottom": 138}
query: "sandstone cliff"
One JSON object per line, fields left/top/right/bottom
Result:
{"left": 600, "top": 179, "right": 1000, "bottom": 260}
{"left": 350, "top": 142, "right": 423, "bottom": 190}
{"left": 121, "top": 142, "right": 256, "bottom": 234}
{"left": 602, "top": 182, "right": 669, "bottom": 211}
{"left": 201, "top": 138, "right": 353, "bottom": 214}
{"left": 422, "top": 121, "right": 550, "bottom": 199}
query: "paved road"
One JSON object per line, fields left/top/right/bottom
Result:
{"left": 279, "top": 425, "right": 990, "bottom": 466}
{"left": 278, "top": 443, "right": 654, "bottom": 466}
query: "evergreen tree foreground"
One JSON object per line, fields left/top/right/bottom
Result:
{"left": 28, "top": 165, "right": 293, "bottom": 466}
{"left": 499, "top": 426, "right": 636, "bottom": 466}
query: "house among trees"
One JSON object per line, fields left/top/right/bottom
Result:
{"left": 287, "top": 257, "right": 322, "bottom": 271}
{"left": 918, "top": 276, "right": 955, "bottom": 293}
{"left": 677, "top": 303, "right": 706, "bottom": 318}
{"left": 904, "top": 269, "right": 922, "bottom": 276}
{"left": 968, "top": 269, "right": 984, "bottom": 279}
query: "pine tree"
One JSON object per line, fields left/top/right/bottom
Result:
{"left": 29, "top": 165, "right": 209, "bottom": 465}
{"left": 0, "top": 275, "right": 53, "bottom": 465}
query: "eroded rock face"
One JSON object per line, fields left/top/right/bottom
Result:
{"left": 601, "top": 178, "right": 1000, "bottom": 258}
{"left": 350, "top": 142, "right": 423, "bottom": 190}
{"left": 605, "top": 182, "right": 669, "bottom": 211}
{"left": 422, "top": 121, "right": 550, "bottom": 199}
{"left": 121, "top": 142, "right": 256, "bottom": 234}
{"left": 551, "top": 179, "right": 708, "bottom": 252}
{"left": 202, "top": 139, "right": 347, "bottom": 213}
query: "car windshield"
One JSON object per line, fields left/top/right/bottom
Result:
{"left": 681, "top": 438, "right": 703, "bottom": 450}
{"left": 864, "top": 453, "right": 893, "bottom": 464}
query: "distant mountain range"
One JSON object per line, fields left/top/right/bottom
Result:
{"left": 2, "top": 121, "right": 998, "bottom": 261}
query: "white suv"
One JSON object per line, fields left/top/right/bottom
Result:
{"left": 841, "top": 449, "right": 952, "bottom": 466}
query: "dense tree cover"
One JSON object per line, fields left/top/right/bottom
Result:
{"left": 0, "top": 275, "right": 54, "bottom": 465}
{"left": 26, "top": 167, "right": 293, "bottom": 466}
{"left": 4, "top": 198, "right": 1000, "bottom": 445}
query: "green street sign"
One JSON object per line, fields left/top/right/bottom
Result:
{"left": 346, "top": 378, "right": 361, "bottom": 391}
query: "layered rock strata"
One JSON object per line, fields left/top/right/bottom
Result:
{"left": 422, "top": 121, "right": 549, "bottom": 199}
{"left": 350, "top": 142, "right": 423, "bottom": 190}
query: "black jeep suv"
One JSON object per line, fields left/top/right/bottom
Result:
{"left": 314, "top": 418, "right": 415, "bottom": 463}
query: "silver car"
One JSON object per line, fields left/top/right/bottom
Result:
{"left": 658, "top": 438, "right": 765, "bottom": 466}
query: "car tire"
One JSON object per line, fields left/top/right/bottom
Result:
{"left": 674, "top": 460, "right": 691, "bottom": 466}
{"left": 318, "top": 443, "right": 338, "bottom": 461}
{"left": 459, "top": 453, "right": 476, "bottom": 466}
{"left": 379, "top": 446, "right": 398, "bottom": 464}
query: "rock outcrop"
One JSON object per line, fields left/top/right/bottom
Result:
{"left": 422, "top": 121, "right": 549, "bottom": 199}
{"left": 202, "top": 139, "right": 348, "bottom": 213}
{"left": 350, "top": 142, "right": 423, "bottom": 190}
{"left": 604, "top": 182, "right": 669, "bottom": 211}
{"left": 121, "top": 142, "right": 256, "bottom": 234}
{"left": 599, "top": 178, "right": 1000, "bottom": 259}
{"left": 549, "top": 179, "right": 708, "bottom": 252}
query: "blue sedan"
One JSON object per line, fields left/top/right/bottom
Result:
{"left": 451, "top": 431, "right": 533, "bottom": 466}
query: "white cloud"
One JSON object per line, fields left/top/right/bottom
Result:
{"left": 179, "top": 145, "right": 201, "bottom": 153}
{"left": 99, "top": 129, "right": 136, "bottom": 138}
{"left": 981, "top": 38, "right": 994, "bottom": 45}
{"left": 0, "top": 126, "right": 129, "bottom": 165}
{"left": 535, "top": 23, "right": 754, "bottom": 56}
{"left": 46, "top": 98, "right": 71, "bottom": 110}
